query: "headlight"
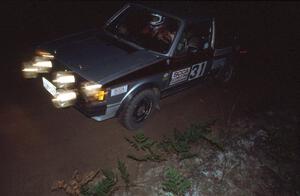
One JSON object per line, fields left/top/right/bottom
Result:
{"left": 52, "top": 89, "right": 77, "bottom": 108}
{"left": 81, "top": 82, "right": 106, "bottom": 101}
{"left": 53, "top": 71, "right": 75, "bottom": 88}
{"left": 83, "top": 83, "right": 102, "bottom": 91}
{"left": 22, "top": 51, "right": 54, "bottom": 78}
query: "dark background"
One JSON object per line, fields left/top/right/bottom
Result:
{"left": 0, "top": 2, "right": 299, "bottom": 195}
{"left": 1, "top": 1, "right": 299, "bottom": 108}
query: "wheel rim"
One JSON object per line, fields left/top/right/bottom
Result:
{"left": 217, "top": 64, "right": 233, "bottom": 83}
{"left": 223, "top": 65, "right": 233, "bottom": 82}
{"left": 133, "top": 97, "right": 153, "bottom": 123}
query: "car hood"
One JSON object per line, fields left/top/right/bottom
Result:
{"left": 38, "top": 29, "right": 166, "bottom": 84}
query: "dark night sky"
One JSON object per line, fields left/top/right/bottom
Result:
{"left": 2, "top": 1, "right": 299, "bottom": 48}
{"left": 0, "top": 1, "right": 299, "bottom": 105}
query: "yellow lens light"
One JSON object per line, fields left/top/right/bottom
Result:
{"left": 95, "top": 90, "right": 107, "bottom": 101}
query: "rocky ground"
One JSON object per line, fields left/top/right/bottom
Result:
{"left": 52, "top": 108, "right": 299, "bottom": 196}
{"left": 125, "top": 111, "right": 299, "bottom": 196}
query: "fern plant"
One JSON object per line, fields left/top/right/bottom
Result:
{"left": 162, "top": 167, "right": 191, "bottom": 196}
{"left": 125, "top": 132, "right": 156, "bottom": 151}
{"left": 159, "top": 135, "right": 174, "bottom": 153}
{"left": 158, "top": 121, "right": 223, "bottom": 160}
{"left": 172, "top": 139, "right": 190, "bottom": 153}
{"left": 81, "top": 169, "right": 117, "bottom": 196}
{"left": 126, "top": 133, "right": 166, "bottom": 162}
{"left": 117, "top": 160, "right": 130, "bottom": 189}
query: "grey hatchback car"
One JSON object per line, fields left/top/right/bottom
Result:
{"left": 22, "top": 3, "right": 240, "bottom": 130}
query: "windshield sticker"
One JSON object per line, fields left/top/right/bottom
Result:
{"left": 169, "top": 67, "right": 190, "bottom": 86}
{"left": 111, "top": 85, "right": 128, "bottom": 97}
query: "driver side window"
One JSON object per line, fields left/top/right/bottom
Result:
{"left": 175, "top": 21, "right": 211, "bottom": 56}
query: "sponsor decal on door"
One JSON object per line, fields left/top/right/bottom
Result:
{"left": 169, "top": 67, "right": 190, "bottom": 86}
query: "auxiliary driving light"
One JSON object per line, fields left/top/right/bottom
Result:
{"left": 52, "top": 89, "right": 77, "bottom": 108}
{"left": 32, "top": 59, "right": 52, "bottom": 68}
{"left": 22, "top": 64, "right": 39, "bottom": 78}
{"left": 36, "top": 51, "right": 54, "bottom": 59}
{"left": 53, "top": 71, "right": 75, "bottom": 88}
{"left": 22, "top": 50, "right": 54, "bottom": 78}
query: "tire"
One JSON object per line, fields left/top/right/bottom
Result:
{"left": 213, "top": 58, "right": 236, "bottom": 86}
{"left": 215, "top": 63, "right": 234, "bottom": 83}
{"left": 119, "top": 89, "right": 158, "bottom": 130}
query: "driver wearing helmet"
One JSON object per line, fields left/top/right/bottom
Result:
{"left": 142, "top": 13, "right": 176, "bottom": 44}
{"left": 142, "top": 13, "right": 165, "bottom": 36}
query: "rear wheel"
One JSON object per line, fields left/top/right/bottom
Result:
{"left": 215, "top": 63, "right": 234, "bottom": 83}
{"left": 119, "top": 89, "right": 158, "bottom": 130}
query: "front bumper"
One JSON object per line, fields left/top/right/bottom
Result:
{"left": 74, "top": 97, "right": 120, "bottom": 122}
{"left": 91, "top": 103, "right": 120, "bottom": 122}
{"left": 35, "top": 59, "right": 119, "bottom": 122}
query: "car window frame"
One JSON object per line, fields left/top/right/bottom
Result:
{"left": 103, "top": 3, "right": 185, "bottom": 57}
{"left": 173, "top": 19, "right": 214, "bottom": 57}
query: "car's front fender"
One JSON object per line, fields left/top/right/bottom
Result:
{"left": 117, "top": 81, "right": 161, "bottom": 116}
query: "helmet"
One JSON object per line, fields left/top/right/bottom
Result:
{"left": 150, "top": 13, "right": 165, "bottom": 26}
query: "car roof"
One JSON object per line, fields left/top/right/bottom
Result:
{"left": 129, "top": 3, "right": 213, "bottom": 23}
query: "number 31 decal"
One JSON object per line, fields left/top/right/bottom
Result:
{"left": 188, "top": 61, "right": 207, "bottom": 81}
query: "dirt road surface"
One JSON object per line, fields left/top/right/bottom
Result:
{"left": 0, "top": 2, "right": 298, "bottom": 196}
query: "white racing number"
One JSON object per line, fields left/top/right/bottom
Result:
{"left": 188, "top": 61, "right": 207, "bottom": 81}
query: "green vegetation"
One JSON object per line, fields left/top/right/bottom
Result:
{"left": 126, "top": 121, "right": 223, "bottom": 163}
{"left": 162, "top": 167, "right": 191, "bottom": 196}
{"left": 125, "top": 132, "right": 166, "bottom": 162}
{"left": 81, "top": 169, "right": 117, "bottom": 196}
{"left": 125, "top": 132, "right": 156, "bottom": 151}
{"left": 53, "top": 121, "right": 222, "bottom": 196}
{"left": 117, "top": 160, "right": 130, "bottom": 189}
{"left": 159, "top": 121, "right": 223, "bottom": 160}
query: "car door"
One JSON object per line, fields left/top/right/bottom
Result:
{"left": 164, "top": 20, "right": 214, "bottom": 90}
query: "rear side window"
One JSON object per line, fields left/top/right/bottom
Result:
{"left": 175, "top": 20, "right": 212, "bottom": 56}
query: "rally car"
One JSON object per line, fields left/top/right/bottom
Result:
{"left": 22, "top": 3, "right": 240, "bottom": 130}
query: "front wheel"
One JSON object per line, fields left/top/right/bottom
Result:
{"left": 119, "top": 89, "right": 158, "bottom": 130}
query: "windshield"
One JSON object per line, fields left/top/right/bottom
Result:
{"left": 105, "top": 5, "right": 181, "bottom": 54}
